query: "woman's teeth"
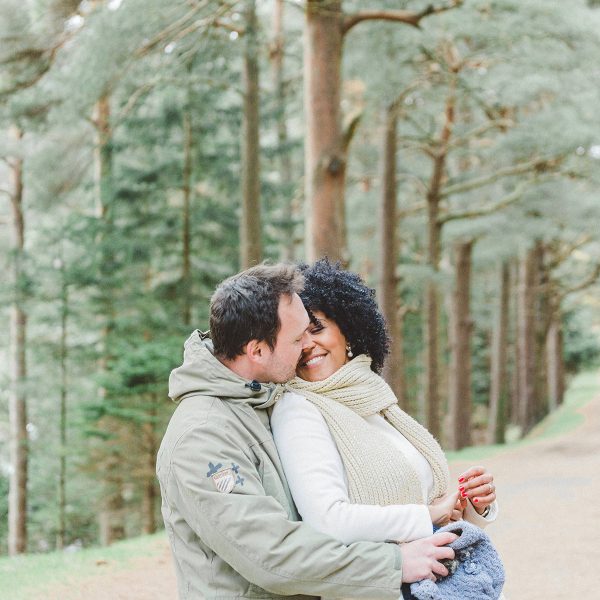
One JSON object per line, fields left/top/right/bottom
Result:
{"left": 304, "top": 355, "right": 325, "bottom": 367}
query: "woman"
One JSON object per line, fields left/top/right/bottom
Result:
{"left": 271, "top": 259, "right": 498, "bottom": 548}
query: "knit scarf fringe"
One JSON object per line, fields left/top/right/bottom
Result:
{"left": 286, "top": 355, "right": 449, "bottom": 506}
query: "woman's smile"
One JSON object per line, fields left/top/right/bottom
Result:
{"left": 296, "top": 311, "right": 348, "bottom": 381}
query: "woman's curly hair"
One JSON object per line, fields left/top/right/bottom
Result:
{"left": 298, "top": 258, "right": 390, "bottom": 373}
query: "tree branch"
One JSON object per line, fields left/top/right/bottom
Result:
{"left": 213, "top": 20, "right": 245, "bottom": 35}
{"left": 115, "top": 81, "right": 159, "bottom": 124}
{"left": 441, "top": 155, "right": 566, "bottom": 198}
{"left": 546, "top": 235, "right": 592, "bottom": 271}
{"left": 0, "top": 33, "right": 70, "bottom": 98}
{"left": 560, "top": 262, "right": 600, "bottom": 301}
{"left": 449, "top": 118, "right": 515, "bottom": 149}
{"left": 133, "top": 0, "right": 214, "bottom": 58}
{"left": 342, "top": 110, "right": 363, "bottom": 153}
{"left": 438, "top": 178, "right": 532, "bottom": 225}
{"left": 342, "top": 0, "right": 464, "bottom": 35}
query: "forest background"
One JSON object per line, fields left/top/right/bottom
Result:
{"left": 1, "top": 0, "right": 600, "bottom": 557}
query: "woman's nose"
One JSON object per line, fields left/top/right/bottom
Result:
{"left": 301, "top": 331, "right": 315, "bottom": 351}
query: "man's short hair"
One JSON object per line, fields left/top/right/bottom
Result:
{"left": 210, "top": 263, "right": 304, "bottom": 360}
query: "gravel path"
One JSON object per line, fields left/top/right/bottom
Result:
{"left": 44, "top": 389, "right": 600, "bottom": 599}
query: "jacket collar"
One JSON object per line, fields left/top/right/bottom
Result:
{"left": 169, "top": 330, "right": 285, "bottom": 408}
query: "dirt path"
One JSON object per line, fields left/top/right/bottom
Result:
{"left": 44, "top": 390, "right": 600, "bottom": 600}
{"left": 450, "top": 389, "right": 600, "bottom": 599}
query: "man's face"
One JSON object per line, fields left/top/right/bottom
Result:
{"left": 261, "top": 293, "right": 312, "bottom": 383}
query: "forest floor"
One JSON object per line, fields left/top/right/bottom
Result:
{"left": 7, "top": 373, "right": 599, "bottom": 600}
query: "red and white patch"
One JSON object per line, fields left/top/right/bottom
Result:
{"left": 211, "top": 468, "right": 235, "bottom": 493}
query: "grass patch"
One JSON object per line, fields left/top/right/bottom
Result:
{"left": 0, "top": 532, "right": 167, "bottom": 600}
{"left": 447, "top": 370, "right": 599, "bottom": 463}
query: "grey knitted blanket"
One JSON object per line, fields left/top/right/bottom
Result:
{"left": 409, "top": 521, "right": 505, "bottom": 600}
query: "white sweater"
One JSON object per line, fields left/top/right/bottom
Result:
{"left": 271, "top": 391, "right": 496, "bottom": 545}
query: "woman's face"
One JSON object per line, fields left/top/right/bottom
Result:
{"left": 296, "top": 310, "right": 349, "bottom": 382}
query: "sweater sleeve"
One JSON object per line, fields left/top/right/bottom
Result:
{"left": 271, "top": 392, "right": 433, "bottom": 545}
{"left": 464, "top": 498, "right": 499, "bottom": 528}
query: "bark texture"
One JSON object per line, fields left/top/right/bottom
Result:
{"left": 240, "top": 0, "right": 262, "bottom": 268}
{"left": 304, "top": 0, "right": 346, "bottom": 262}
{"left": 488, "top": 261, "right": 510, "bottom": 444}
{"left": 57, "top": 257, "right": 68, "bottom": 550}
{"left": 423, "top": 72, "right": 456, "bottom": 439}
{"left": 93, "top": 96, "right": 125, "bottom": 546}
{"left": 271, "top": 0, "right": 296, "bottom": 260}
{"left": 182, "top": 105, "right": 193, "bottom": 325}
{"left": 378, "top": 103, "right": 407, "bottom": 407}
{"left": 448, "top": 240, "right": 473, "bottom": 450}
{"left": 546, "top": 311, "right": 565, "bottom": 410}
{"left": 8, "top": 126, "right": 28, "bottom": 556}
{"left": 517, "top": 246, "right": 538, "bottom": 434}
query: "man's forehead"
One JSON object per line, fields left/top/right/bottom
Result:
{"left": 278, "top": 293, "right": 309, "bottom": 326}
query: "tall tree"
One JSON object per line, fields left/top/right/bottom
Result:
{"left": 303, "top": 0, "right": 462, "bottom": 262}
{"left": 378, "top": 99, "right": 406, "bottom": 406}
{"left": 517, "top": 244, "right": 539, "bottom": 435}
{"left": 6, "top": 126, "right": 28, "bottom": 555}
{"left": 270, "top": 0, "right": 296, "bottom": 261}
{"left": 240, "top": 0, "right": 262, "bottom": 268}
{"left": 487, "top": 261, "right": 510, "bottom": 444}
{"left": 447, "top": 239, "right": 474, "bottom": 450}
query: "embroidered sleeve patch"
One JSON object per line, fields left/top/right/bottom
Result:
{"left": 207, "top": 462, "right": 244, "bottom": 493}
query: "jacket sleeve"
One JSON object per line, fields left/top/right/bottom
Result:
{"left": 167, "top": 419, "right": 405, "bottom": 599}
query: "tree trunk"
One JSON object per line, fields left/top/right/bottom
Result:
{"left": 423, "top": 76, "right": 455, "bottom": 439}
{"left": 141, "top": 402, "right": 158, "bottom": 535}
{"left": 518, "top": 246, "right": 538, "bottom": 435}
{"left": 546, "top": 312, "right": 562, "bottom": 412}
{"left": 271, "top": 0, "right": 296, "bottom": 260}
{"left": 488, "top": 261, "right": 510, "bottom": 444}
{"left": 556, "top": 320, "right": 566, "bottom": 406}
{"left": 182, "top": 104, "right": 193, "bottom": 325}
{"left": 304, "top": 0, "right": 346, "bottom": 262}
{"left": 378, "top": 103, "right": 407, "bottom": 407}
{"left": 240, "top": 0, "right": 262, "bottom": 268}
{"left": 93, "top": 95, "right": 125, "bottom": 546}
{"left": 533, "top": 241, "right": 548, "bottom": 421}
{"left": 8, "top": 126, "right": 28, "bottom": 556}
{"left": 509, "top": 259, "right": 520, "bottom": 424}
{"left": 448, "top": 240, "right": 473, "bottom": 450}
{"left": 56, "top": 256, "right": 68, "bottom": 550}
{"left": 99, "top": 463, "right": 125, "bottom": 546}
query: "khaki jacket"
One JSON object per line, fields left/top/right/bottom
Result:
{"left": 157, "top": 331, "right": 404, "bottom": 599}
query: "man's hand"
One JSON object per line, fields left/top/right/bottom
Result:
{"left": 399, "top": 532, "right": 458, "bottom": 583}
{"left": 428, "top": 491, "right": 459, "bottom": 526}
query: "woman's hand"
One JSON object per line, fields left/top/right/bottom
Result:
{"left": 428, "top": 491, "right": 459, "bottom": 526}
{"left": 457, "top": 465, "right": 496, "bottom": 515}
{"left": 450, "top": 496, "right": 466, "bottom": 522}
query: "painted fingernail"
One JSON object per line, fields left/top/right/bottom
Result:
{"left": 458, "top": 477, "right": 465, "bottom": 483}
{"left": 459, "top": 486, "right": 464, "bottom": 491}
{"left": 461, "top": 492, "right": 467, "bottom": 498}
{"left": 473, "top": 498, "right": 479, "bottom": 503}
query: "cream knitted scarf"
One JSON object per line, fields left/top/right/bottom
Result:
{"left": 286, "top": 355, "right": 449, "bottom": 506}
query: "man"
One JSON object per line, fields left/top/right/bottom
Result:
{"left": 157, "top": 263, "right": 455, "bottom": 599}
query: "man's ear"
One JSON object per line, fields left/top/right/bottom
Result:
{"left": 245, "top": 339, "right": 268, "bottom": 365}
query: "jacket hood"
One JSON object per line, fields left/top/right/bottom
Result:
{"left": 168, "top": 330, "right": 284, "bottom": 407}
